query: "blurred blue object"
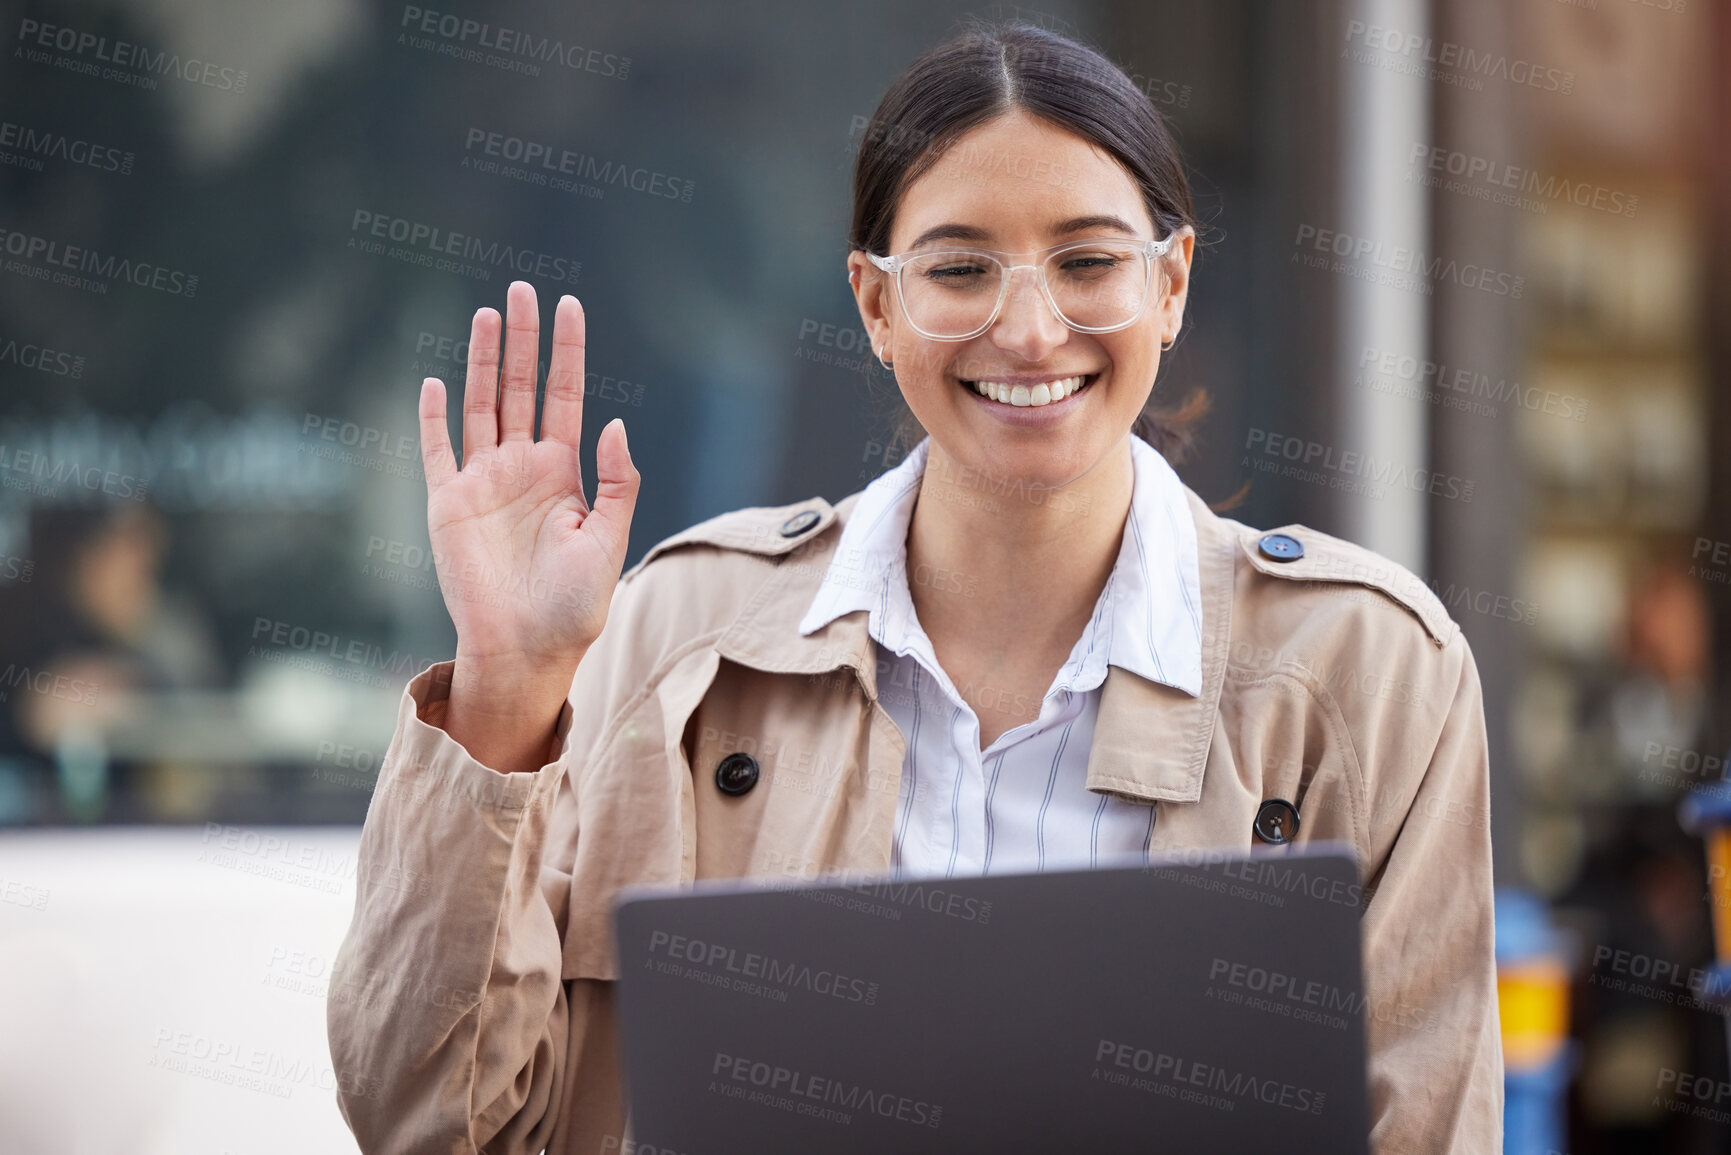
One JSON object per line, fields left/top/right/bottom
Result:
{"left": 1677, "top": 781, "right": 1731, "bottom": 1072}
{"left": 1495, "top": 888, "right": 1573, "bottom": 1155}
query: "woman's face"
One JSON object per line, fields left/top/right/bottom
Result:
{"left": 849, "top": 108, "right": 1194, "bottom": 491}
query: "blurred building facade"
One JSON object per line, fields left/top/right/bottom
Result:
{"left": 0, "top": 1, "right": 1727, "bottom": 1147}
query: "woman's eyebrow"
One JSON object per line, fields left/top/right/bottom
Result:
{"left": 1052, "top": 214, "right": 1141, "bottom": 237}
{"left": 904, "top": 214, "right": 1142, "bottom": 250}
{"left": 906, "top": 223, "right": 993, "bottom": 249}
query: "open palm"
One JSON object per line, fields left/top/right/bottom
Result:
{"left": 418, "top": 281, "right": 639, "bottom": 678}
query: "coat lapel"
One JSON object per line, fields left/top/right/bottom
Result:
{"left": 713, "top": 492, "right": 883, "bottom": 698}
{"left": 711, "top": 486, "right": 1232, "bottom": 809}
{"left": 1082, "top": 488, "right": 1233, "bottom": 805}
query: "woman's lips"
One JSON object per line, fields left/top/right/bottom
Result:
{"left": 959, "top": 373, "right": 1097, "bottom": 408}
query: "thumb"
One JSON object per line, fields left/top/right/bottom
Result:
{"left": 587, "top": 417, "right": 641, "bottom": 551}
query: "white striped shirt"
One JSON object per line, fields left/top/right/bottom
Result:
{"left": 796, "top": 434, "right": 1204, "bottom": 880}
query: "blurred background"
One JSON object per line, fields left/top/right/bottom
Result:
{"left": 0, "top": 0, "right": 1726, "bottom": 1150}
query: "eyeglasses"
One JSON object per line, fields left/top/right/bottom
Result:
{"left": 865, "top": 234, "right": 1174, "bottom": 341}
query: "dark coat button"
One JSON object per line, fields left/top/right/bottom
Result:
{"left": 1253, "top": 798, "right": 1300, "bottom": 844}
{"left": 779, "top": 510, "right": 820, "bottom": 537}
{"left": 715, "top": 752, "right": 760, "bottom": 796}
{"left": 1258, "top": 533, "right": 1304, "bottom": 562}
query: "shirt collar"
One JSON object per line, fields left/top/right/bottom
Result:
{"left": 796, "top": 434, "right": 1204, "bottom": 698}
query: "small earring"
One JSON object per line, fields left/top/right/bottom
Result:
{"left": 876, "top": 347, "right": 894, "bottom": 370}
{"left": 1160, "top": 336, "right": 1175, "bottom": 352}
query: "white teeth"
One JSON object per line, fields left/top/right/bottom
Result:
{"left": 968, "top": 375, "right": 1087, "bottom": 407}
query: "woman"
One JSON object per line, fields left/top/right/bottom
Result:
{"left": 329, "top": 21, "right": 1502, "bottom": 1154}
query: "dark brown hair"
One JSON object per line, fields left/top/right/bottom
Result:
{"left": 851, "top": 18, "right": 1208, "bottom": 463}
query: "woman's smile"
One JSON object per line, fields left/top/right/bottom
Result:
{"left": 959, "top": 371, "right": 1098, "bottom": 407}
{"left": 954, "top": 370, "right": 1102, "bottom": 426}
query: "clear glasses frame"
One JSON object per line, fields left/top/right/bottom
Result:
{"left": 864, "top": 233, "right": 1175, "bottom": 341}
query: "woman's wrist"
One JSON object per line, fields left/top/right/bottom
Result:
{"left": 439, "top": 650, "right": 586, "bottom": 775}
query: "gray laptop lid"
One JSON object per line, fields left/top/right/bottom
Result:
{"left": 612, "top": 842, "right": 1371, "bottom": 1154}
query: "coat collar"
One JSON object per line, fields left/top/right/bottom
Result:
{"left": 795, "top": 434, "right": 1205, "bottom": 699}
{"left": 715, "top": 485, "right": 1232, "bottom": 806}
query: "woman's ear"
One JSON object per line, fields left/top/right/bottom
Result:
{"left": 1153, "top": 226, "right": 1196, "bottom": 345}
{"left": 847, "top": 251, "right": 895, "bottom": 360}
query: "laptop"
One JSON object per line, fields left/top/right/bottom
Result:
{"left": 612, "top": 842, "right": 1371, "bottom": 1154}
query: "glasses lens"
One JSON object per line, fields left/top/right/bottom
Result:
{"left": 897, "top": 251, "right": 1004, "bottom": 338}
{"left": 897, "top": 243, "right": 1150, "bottom": 338}
{"left": 1043, "top": 241, "right": 1150, "bottom": 331}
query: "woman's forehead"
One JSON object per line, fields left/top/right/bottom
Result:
{"left": 892, "top": 164, "right": 1153, "bottom": 251}
{"left": 888, "top": 111, "right": 1151, "bottom": 243}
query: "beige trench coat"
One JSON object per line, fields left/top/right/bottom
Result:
{"left": 327, "top": 482, "right": 1504, "bottom": 1154}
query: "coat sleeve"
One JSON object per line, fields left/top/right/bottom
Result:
{"left": 1358, "top": 631, "right": 1504, "bottom": 1154}
{"left": 325, "top": 582, "right": 637, "bottom": 1153}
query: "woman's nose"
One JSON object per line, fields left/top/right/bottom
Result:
{"left": 986, "top": 265, "right": 1071, "bottom": 358}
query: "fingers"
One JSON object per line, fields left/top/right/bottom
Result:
{"left": 418, "top": 378, "right": 458, "bottom": 488}
{"left": 541, "top": 295, "right": 587, "bottom": 456}
{"left": 462, "top": 305, "right": 501, "bottom": 454}
{"left": 587, "top": 417, "right": 641, "bottom": 563}
{"left": 498, "top": 281, "right": 540, "bottom": 441}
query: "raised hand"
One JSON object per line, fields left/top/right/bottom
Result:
{"left": 417, "top": 281, "right": 640, "bottom": 768}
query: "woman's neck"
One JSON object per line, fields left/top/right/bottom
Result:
{"left": 904, "top": 436, "right": 1134, "bottom": 668}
